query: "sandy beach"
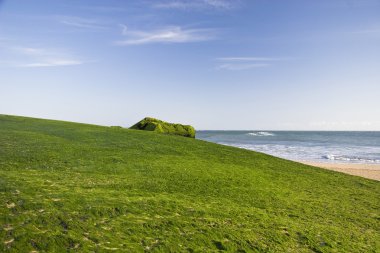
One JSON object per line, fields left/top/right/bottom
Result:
{"left": 303, "top": 162, "right": 380, "bottom": 181}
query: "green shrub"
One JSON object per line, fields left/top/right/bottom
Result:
{"left": 130, "top": 117, "right": 195, "bottom": 138}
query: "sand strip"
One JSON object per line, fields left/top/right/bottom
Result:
{"left": 301, "top": 162, "right": 380, "bottom": 181}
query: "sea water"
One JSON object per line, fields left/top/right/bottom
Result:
{"left": 196, "top": 131, "right": 380, "bottom": 164}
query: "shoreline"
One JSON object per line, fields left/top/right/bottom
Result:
{"left": 301, "top": 161, "right": 380, "bottom": 181}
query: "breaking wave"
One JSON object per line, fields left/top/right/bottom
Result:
{"left": 247, "top": 131, "right": 275, "bottom": 137}
{"left": 322, "top": 154, "right": 380, "bottom": 163}
{"left": 196, "top": 131, "right": 380, "bottom": 164}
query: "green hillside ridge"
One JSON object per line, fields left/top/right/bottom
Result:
{"left": 0, "top": 114, "right": 379, "bottom": 252}
{"left": 130, "top": 117, "right": 195, "bottom": 138}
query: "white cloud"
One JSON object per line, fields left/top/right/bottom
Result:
{"left": 351, "top": 28, "right": 380, "bottom": 35}
{"left": 215, "top": 56, "right": 285, "bottom": 70}
{"left": 14, "top": 47, "right": 48, "bottom": 56}
{"left": 115, "top": 26, "right": 216, "bottom": 45}
{"left": 217, "top": 57, "right": 284, "bottom": 62}
{"left": 16, "top": 59, "right": 84, "bottom": 68}
{"left": 80, "top": 6, "right": 127, "bottom": 12}
{"left": 204, "top": 0, "right": 235, "bottom": 8}
{"left": 217, "top": 63, "right": 270, "bottom": 70}
{"left": 120, "top": 24, "right": 128, "bottom": 35}
{"left": 153, "top": 0, "right": 238, "bottom": 10}
{"left": 58, "top": 15, "right": 107, "bottom": 29}
{"left": 0, "top": 46, "right": 86, "bottom": 68}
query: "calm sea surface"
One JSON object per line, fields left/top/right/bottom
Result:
{"left": 196, "top": 131, "right": 380, "bottom": 164}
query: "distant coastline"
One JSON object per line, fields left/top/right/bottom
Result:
{"left": 197, "top": 130, "right": 380, "bottom": 181}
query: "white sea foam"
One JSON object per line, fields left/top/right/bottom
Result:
{"left": 322, "top": 154, "right": 380, "bottom": 163}
{"left": 218, "top": 142, "right": 380, "bottom": 164}
{"left": 247, "top": 131, "right": 275, "bottom": 137}
{"left": 197, "top": 131, "right": 380, "bottom": 164}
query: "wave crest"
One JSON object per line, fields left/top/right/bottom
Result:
{"left": 322, "top": 154, "right": 380, "bottom": 163}
{"left": 247, "top": 131, "right": 275, "bottom": 137}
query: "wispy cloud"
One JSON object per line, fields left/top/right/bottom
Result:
{"left": 153, "top": 0, "right": 238, "bottom": 10}
{"left": 217, "top": 57, "right": 285, "bottom": 62}
{"left": 1, "top": 46, "right": 86, "bottom": 68}
{"left": 79, "top": 6, "right": 127, "bottom": 13}
{"left": 57, "top": 15, "right": 107, "bottom": 30}
{"left": 120, "top": 24, "right": 128, "bottom": 35}
{"left": 16, "top": 59, "right": 84, "bottom": 68}
{"left": 217, "top": 63, "right": 270, "bottom": 70}
{"left": 115, "top": 25, "right": 216, "bottom": 45}
{"left": 14, "top": 47, "right": 49, "bottom": 56}
{"left": 350, "top": 28, "right": 380, "bottom": 35}
{"left": 215, "top": 56, "right": 284, "bottom": 70}
{"left": 322, "top": 0, "right": 380, "bottom": 8}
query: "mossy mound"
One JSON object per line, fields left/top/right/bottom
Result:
{"left": 130, "top": 117, "right": 196, "bottom": 138}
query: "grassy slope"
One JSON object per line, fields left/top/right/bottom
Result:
{"left": 0, "top": 115, "right": 379, "bottom": 252}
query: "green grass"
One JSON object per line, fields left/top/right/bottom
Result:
{"left": 0, "top": 114, "right": 379, "bottom": 252}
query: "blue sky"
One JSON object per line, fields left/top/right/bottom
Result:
{"left": 1, "top": 0, "right": 379, "bottom": 130}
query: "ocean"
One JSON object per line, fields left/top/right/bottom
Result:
{"left": 196, "top": 131, "right": 380, "bottom": 164}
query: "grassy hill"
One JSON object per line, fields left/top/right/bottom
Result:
{"left": 0, "top": 115, "right": 379, "bottom": 252}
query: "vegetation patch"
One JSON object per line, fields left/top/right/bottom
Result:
{"left": 130, "top": 117, "right": 195, "bottom": 138}
{"left": 0, "top": 114, "right": 379, "bottom": 252}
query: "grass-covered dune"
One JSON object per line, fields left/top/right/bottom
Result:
{"left": 0, "top": 115, "right": 379, "bottom": 252}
